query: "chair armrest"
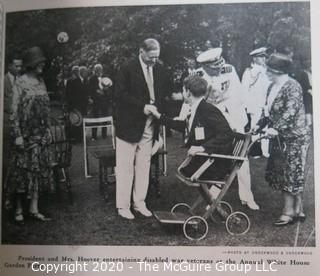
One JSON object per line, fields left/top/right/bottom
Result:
{"left": 195, "top": 152, "right": 248, "bottom": 161}
{"left": 176, "top": 155, "right": 216, "bottom": 183}
{"left": 190, "top": 159, "right": 215, "bottom": 182}
{"left": 177, "top": 156, "right": 193, "bottom": 173}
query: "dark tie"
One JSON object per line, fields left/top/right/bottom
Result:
{"left": 146, "top": 66, "right": 155, "bottom": 103}
{"left": 184, "top": 113, "right": 191, "bottom": 145}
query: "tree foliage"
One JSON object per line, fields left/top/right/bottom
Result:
{"left": 5, "top": 2, "right": 311, "bottom": 91}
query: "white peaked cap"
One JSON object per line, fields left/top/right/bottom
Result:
{"left": 196, "top": 48, "right": 223, "bottom": 64}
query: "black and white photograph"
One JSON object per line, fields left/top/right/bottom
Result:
{"left": 0, "top": 0, "right": 315, "bottom": 250}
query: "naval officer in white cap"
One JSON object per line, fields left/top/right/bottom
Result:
{"left": 242, "top": 47, "right": 271, "bottom": 158}
{"left": 196, "top": 47, "right": 260, "bottom": 210}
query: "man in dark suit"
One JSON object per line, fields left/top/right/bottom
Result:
{"left": 296, "top": 59, "right": 312, "bottom": 127}
{"left": 114, "top": 38, "right": 171, "bottom": 219}
{"left": 65, "top": 66, "right": 90, "bottom": 142}
{"left": 66, "top": 65, "right": 89, "bottom": 115}
{"left": 3, "top": 54, "right": 23, "bottom": 207}
{"left": 151, "top": 75, "right": 234, "bottom": 180}
{"left": 88, "top": 64, "right": 113, "bottom": 140}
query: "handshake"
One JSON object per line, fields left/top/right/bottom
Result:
{"left": 143, "top": 104, "right": 161, "bottom": 119}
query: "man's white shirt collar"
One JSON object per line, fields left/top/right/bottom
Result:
{"left": 7, "top": 72, "right": 16, "bottom": 85}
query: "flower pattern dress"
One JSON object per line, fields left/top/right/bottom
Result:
{"left": 9, "top": 74, "right": 53, "bottom": 197}
{"left": 261, "top": 78, "right": 310, "bottom": 194}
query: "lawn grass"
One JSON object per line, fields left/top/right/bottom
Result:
{"left": 1, "top": 132, "right": 315, "bottom": 247}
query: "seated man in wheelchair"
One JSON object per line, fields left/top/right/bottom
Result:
{"left": 149, "top": 75, "right": 234, "bottom": 180}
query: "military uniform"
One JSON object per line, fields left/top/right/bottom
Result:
{"left": 242, "top": 47, "right": 271, "bottom": 157}
{"left": 196, "top": 64, "right": 247, "bottom": 127}
{"left": 198, "top": 64, "right": 240, "bottom": 101}
{"left": 242, "top": 47, "right": 271, "bottom": 126}
{"left": 195, "top": 48, "right": 259, "bottom": 210}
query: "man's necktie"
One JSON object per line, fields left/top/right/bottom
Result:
{"left": 146, "top": 66, "right": 155, "bottom": 103}
{"left": 184, "top": 113, "right": 191, "bottom": 144}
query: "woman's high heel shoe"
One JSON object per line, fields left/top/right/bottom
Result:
{"left": 29, "top": 212, "right": 52, "bottom": 222}
{"left": 274, "top": 214, "right": 295, "bottom": 226}
{"left": 296, "top": 212, "right": 306, "bottom": 222}
{"left": 14, "top": 212, "right": 24, "bottom": 225}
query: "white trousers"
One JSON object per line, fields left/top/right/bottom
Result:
{"left": 261, "top": 138, "right": 270, "bottom": 157}
{"left": 116, "top": 119, "right": 153, "bottom": 210}
{"left": 237, "top": 160, "right": 257, "bottom": 204}
{"left": 252, "top": 133, "right": 270, "bottom": 157}
{"left": 209, "top": 159, "right": 257, "bottom": 205}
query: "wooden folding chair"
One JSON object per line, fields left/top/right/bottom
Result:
{"left": 82, "top": 116, "right": 115, "bottom": 181}
{"left": 154, "top": 132, "right": 252, "bottom": 240}
{"left": 49, "top": 116, "right": 73, "bottom": 203}
{"left": 150, "top": 125, "right": 168, "bottom": 196}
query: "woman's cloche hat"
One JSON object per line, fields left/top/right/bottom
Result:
{"left": 266, "top": 53, "right": 292, "bottom": 74}
{"left": 23, "top": 46, "right": 46, "bottom": 68}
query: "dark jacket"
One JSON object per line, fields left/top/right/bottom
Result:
{"left": 114, "top": 58, "right": 171, "bottom": 143}
{"left": 88, "top": 74, "right": 100, "bottom": 100}
{"left": 160, "top": 99, "right": 234, "bottom": 153}
{"left": 160, "top": 99, "right": 234, "bottom": 180}
{"left": 66, "top": 77, "right": 89, "bottom": 115}
{"left": 296, "top": 70, "right": 312, "bottom": 114}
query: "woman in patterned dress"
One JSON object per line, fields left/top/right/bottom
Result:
{"left": 10, "top": 47, "right": 53, "bottom": 223}
{"left": 255, "top": 53, "right": 311, "bottom": 226}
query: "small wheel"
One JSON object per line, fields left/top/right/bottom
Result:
{"left": 226, "top": 211, "right": 250, "bottom": 235}
{"left": 210, "top": 201, "right": 233, "bottom": 223}
{"left": 183, "top": 216, "right": 208, "bottom": 241}
{"left": 171, "top": 203, "right": 192, "bottom": 214}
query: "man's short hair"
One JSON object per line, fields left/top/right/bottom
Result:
{"left": 71, "top": 65, "right": 79, "bottom": 72}
{"left": 79, "top": 66, "right": 88, "bottom": 72}
{"left": 7, "top": 53, "right": 22, "bottom": 65}
{"left": 94, "top": 64, "right": 103, "bottom": 71}
{"left": 140, "top": 38, "right": 160, "bottom": 52}
{"left": 183, "top": 75, "right": 208, "bottom": 97}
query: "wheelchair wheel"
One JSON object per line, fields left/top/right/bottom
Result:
{"left": 183, "top": 216, "right": 208, "bottom": 241}
{"left": 171, "top": 203, "right": 192, "bottom": 215}
{"left": 225, "top": 211, "right": 250, "bottom": 235}
{"left": 210, "top": 201, "right": 233, "bottom": 223}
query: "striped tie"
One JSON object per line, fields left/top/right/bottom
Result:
{"left": 184, "top": 113, "right": 191, "bottom": 145}
{"left": 146, "top": 66, "right": 155, "bottom": 104}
